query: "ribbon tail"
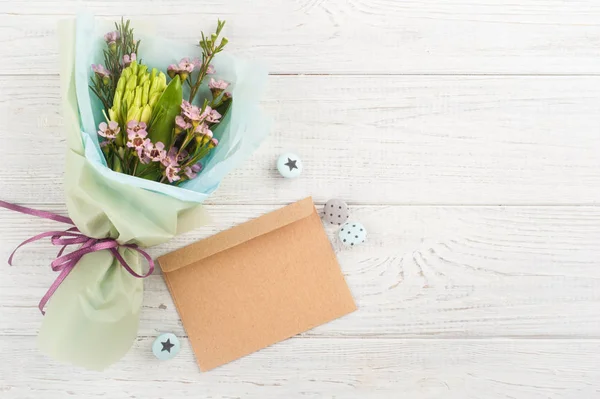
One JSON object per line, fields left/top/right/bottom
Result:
{"left": 39, "top": 263, "right": 76, "bottom": 315}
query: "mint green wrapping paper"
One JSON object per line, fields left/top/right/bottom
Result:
{"left": 37, "top": 16, "right": 269, "bottom": 370}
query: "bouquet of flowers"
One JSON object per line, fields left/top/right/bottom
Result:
{"left": 4, "top": 13, "right": 269, "bottom": 370}
{"left": 91, "top": 19, "right": 233, "bottom": 184}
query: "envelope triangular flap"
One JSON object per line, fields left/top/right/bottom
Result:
{"left": 158, "top": 197, "right": 316, "bottom": 273}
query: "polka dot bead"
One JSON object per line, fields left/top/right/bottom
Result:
{"left": 323, "top": 198, "right": 349, "bottom": 225}
{"left": 152, "top": 333, "right": 181, "bottom": 360}
{"left": 338, "top": 222, "right": 367, "bottom": 248}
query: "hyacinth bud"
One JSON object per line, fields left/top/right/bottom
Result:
{"left": 140, "top": 104, "right": 152, "bottom": 124}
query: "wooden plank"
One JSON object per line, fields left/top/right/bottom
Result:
{"left": 1, "top": 336, "right": 599, "bottom": 398}
{"left": 2, "top": 204, "right": 600, "bottom": 338}
{"left": 1, "top": 75, "right": 600, "bottom": 205}
{"left": 1, "top": 0, "right": 600, "bottom": 75}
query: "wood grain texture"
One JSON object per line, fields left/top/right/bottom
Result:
{"left": 2, "top": 1, "right": 600, "bottom": 397}
{"left": 2, "top": 336, "right": 600, "bottom": 399}
{"left": 1, "top": 0, "right": 600, "bottom": 75}
{"left": 2, "top": 204, "right": 600, "bottom": 338}
{"left": 2, "top": 75, "right": 600, "bottom": 205}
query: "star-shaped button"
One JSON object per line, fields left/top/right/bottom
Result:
{"left": 284, "top": 158, "right": 298, "bottom": 171}
{"left": 161, "top": 338, "right": 175, "bottom": 353}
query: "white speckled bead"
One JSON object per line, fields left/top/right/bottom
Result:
{"left": 338, "top": 222, "right": 367, "bottom": 248}
{"left": 277, "top": 153, "right": 303, "bottom": 178}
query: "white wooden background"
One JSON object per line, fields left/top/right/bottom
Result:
{"left": 1, "top": 1, "right": 600, "bottom": 398}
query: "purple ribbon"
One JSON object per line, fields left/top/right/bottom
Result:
{"left": 0, "top": 200, "right": 154, "bottom": 314}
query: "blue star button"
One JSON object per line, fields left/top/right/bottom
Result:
{"left": 152, "top": 333, "right": 181, "bottom": 360}
{"left": 277, "top": 153, "right": 303, "bottom": 178}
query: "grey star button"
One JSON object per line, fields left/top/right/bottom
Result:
{"left": 323, "top": 199, "right": 349, "bottom": 225}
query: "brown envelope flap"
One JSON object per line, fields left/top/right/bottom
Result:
{"left": 158, "top": 197, "right": 316, "bottom": 273}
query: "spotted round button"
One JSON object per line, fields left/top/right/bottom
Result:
{"left": 277, "top": 153, "right": 302, "bottom": 178}
{"left": 338, "top": 222, "right": 367, "bottom": 248}
{"left": 323, "top": 199, "right": 349, "bottom": 225}
{"left": 152, "top": 333, "right": 180, "bottom": 360}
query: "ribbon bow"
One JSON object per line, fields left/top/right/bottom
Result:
{"left": 0, "top": 200, "right": 154, "bottom": 314}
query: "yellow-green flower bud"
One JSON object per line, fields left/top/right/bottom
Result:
{"left": 108, "top": 109, "right": 117, "bottom": 122}
{"left": 113, "top": 91, "right": 122, "bottom": 113}
{"left": 130, "top": 61, "right": 138, "bottom": 75}
{"left": 116, "top": 75, "right": 127, "bottom": 94}
{"left": 126, "top": 74, "right": 137, "bottom": 92}
{"left": 148, "top": 92, "right": 160, "bottom": 107}
{"left": 134, "top": 87, "right": 142, "bottom": 108}
{"left": 140, "top": 104, "right": 152, "bottom": 124}
{"left": 124, "top": 90, "right": 134, "bottom": 109}
{"left": 141, "top": 81, "right": 150, "bottom": 106}
{"left": 138, "top": 73, "right": 149, "bottom": 87}
{"left": 126, "top": 105, "right": 140, "bottom": 123}
{"left": 137, "top": 64, "right": 148, "bottom": 78}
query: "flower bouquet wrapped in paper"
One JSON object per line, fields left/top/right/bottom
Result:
{"left": 3, "top": 13, "right": 269, "bottom": 370}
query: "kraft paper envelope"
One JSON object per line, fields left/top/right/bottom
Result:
{"left": 157, "top": 197, "right": 357, "bottom": 371}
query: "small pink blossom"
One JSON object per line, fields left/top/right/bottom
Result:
{"left": 126, "top": 121, "right": 148, "bottom": 150}
{"left": 165, "top": 164, "right": 181, "bottom": 183}
{"left": 184, "top": 163, "right": 202, "bottom": 179}
{"left": 205, "top": 109, "right": 222, "bottom": 124}
{"left": 146, "top": 141, "right": 167, "bottom": 162}
{"left": 208, "top": 78, "right": 229, "bottom": 90}
{"left": 194, "top": 123, "right": 213, "bottom": 137}
{"left": 92, "top": 64, "right": 111, "bottom": 79}
{"left": 211, "top": 138, "right": 219, "bottom": 147}
{"left": 104, "top": 31, "right": 120, "bottom": 45}
{"left": 98, "top": 121, "right": 120, "bottom": 140}
{"left": 206, "top": 64, "right": 216, "bottom": 74}
{"left": 175, "top": 115, "right": 192, "bottom": 130}
{"left": 127, "top": 120, "right": 147, "bottom": 134}
{"left": 123, "top": 53, "right": 136, "bottom": 67}
{"left": 136, "top": 142, "right": 152, "bottom": 164}
{"left": 162, "top": 147, "right": 187, "bottom": 166}
{"left": 178, "top": 58, "right": 194, "bottom": 73}
{"left": 182, "top": 103, "right": 201, "bottom": 122}
{"left": 191, "top": 58, "right": 203, "bottom": 69}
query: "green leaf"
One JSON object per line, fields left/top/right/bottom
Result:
{"left": 148, "top": 76, "right": 182, "bottom": 147}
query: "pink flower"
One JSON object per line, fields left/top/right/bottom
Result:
{"left": 127, "top": 120, "right": 147, "bottom": 134}
{"left": 182, "top": 104, "right": 201, "bottom": 122}
{"left": 126, "top": 121, "right": 148, "bottom": 149}
{"left": 91, "top": 64, "right": 110, "bottom": 79}
{"left": 208, "top": 78, "right": 229, "bottom": 90}
{"left": 165, "top": 164, "right": 181, "bottom": 183}
{"left": 210, "top": 138, "right": 219, "bottom": 147}
{"left": 184, "top": 163, "right": 202, "bottom": 179}
{"left": 206, "top": 64, "right": 216, "bottom": 74}
{"left": 191, "top": 58, "right": 203, "bottom": 69}
{"left": 175, "top": 115, "right": 192, "bottom": 131}
{"left": 97, "top": 121, "right": 120, "bottom": 140}
{"left": 167, "top": 64, "right": 179, "bottom": 78}
{"left": 205, "top": 109, "right": 222, "bottom": 124}
{"left": 104, "top": 31, "right": 120, "bottom": 45}
{"left": 178, "top": 58, "right": 194, "bottom": 73}
{"left": 123, "top": 53, "right": 136, "bottom": 67}
{"left": 162, "top": 147, "right": 187, "bottom": 166}
{"left": 146, "top": 141, "right": 167, "bottom": 162}
{"left": 194, "top": 123, "right": 213, "bottom": 137}
{"left": 136, "top": 142, "right": 152, "bottom": 164}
